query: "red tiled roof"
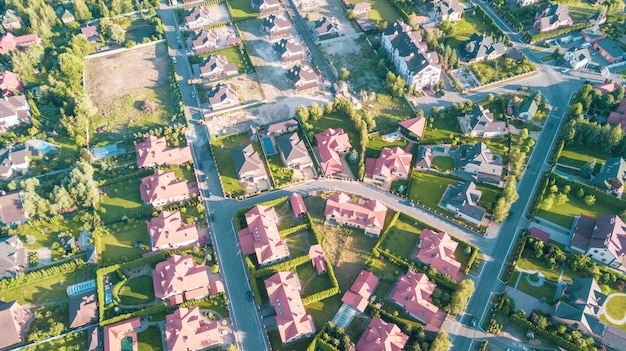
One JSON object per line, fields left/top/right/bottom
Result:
{"left": 365, "top": 146, "right": 412, "bottom": 180}
{"left": 530, "top": 227, "right": 550, "bottom": 244}
{"left": 103, "top": 317, "right": 141, "bottom": 351}
{"left": 341, "top": 270, "right": 379, "bottom": 312}
{"left": 389, "top": 271, "right": 439, "bottom": 325}
{"left": 324, "top": 192, "right": 388, "bottom": 234}
{"left": 210, "top": 280, "right": 225, "bottom": 294}
{"left": 290, "top": 193, "right": 307, "bottom": 216}
{"left": 140, "top": 170, "right": 189, "bottom": 207}
{"left": 135, "top": 136, "right": 192, "bottom": 168}
{"left": 308, "top": 244, "right": 326, "bottom": 274}
{"left": 147, "top": 210, "right": 199, "bottom": 251}
{"left": 356, "top": 317, "right": 409, "bottom": 351}
{"left": 265, "top": 272, "right": 315, "bottom": 343}
{"left": 0, "top": 70, "right": 23, "bottom": 96}
{"left": 413, "top": 229, "right": 462, "bottom": 280}
{"left": 0, "top": 33, "right": 39, "bottom": 54}
{"left": 398, "top": 117, "right": 426, "bottom": 138}
{"left": 237, "top": 205, "right": 290, "bottom": 265}
{"left": 152, "top": 254, "right": 210, "bottom": 300}
{"left": 68, "top": 292, "right": 98, "bottom": 328}
{"left": 165, "top": 306, "right": 220, "bottom": 351}
{"left": 593, "top": 82, "right": 622, "bottom": 96}
{"left": 315, "top": 128, "right": 351, "bottom": 176}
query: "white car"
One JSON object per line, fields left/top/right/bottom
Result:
{"left": 561, "top": 68, "right": 570, "bottom": 73}
{"left": 172, "top": 56, "right": 177, "bottom": 64}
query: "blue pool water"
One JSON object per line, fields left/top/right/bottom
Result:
{"left": 261, "top": 137, "right": 276, "bottom": 155}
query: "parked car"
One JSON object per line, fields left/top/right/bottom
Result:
{"left": 246, "top": 291, "right": 253, "bottom": 301}
{"left": 172, "top": 56, "right": 177, "bottom": 64}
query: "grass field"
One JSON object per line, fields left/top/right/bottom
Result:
{"left": 267, "top": 154, "right": 293, "bottom": 187}
{"left": 557, "top": 145, "right": 610, "bottom": 170}
{"left": 306, "top": 294, "right": 343, "bottom": 331}
{"left": 27, "top": 303, "right": 70, "bottom": 343}
{"left": 517, "top": 253, "right": 582, "bottom": 284}
{"left": 100, "top": 221, "right": 150, "bottom": 264}
{"left": 22, "top": 330, "right": 88, "bottom": 351}
{"left": 98, "top": 177, "right": 149, "bottom": 224}
{"left": 211, "top": 133, "right": 264, "bottom": 196}
{"left": 621, "top": 69, "right": 626, "bottom": 79}
{"left": 379, "top": 213, "right": 428, "bottom": 258}
{"left": 432, "top": 156, "right": 455, "bottom": 172}
{"left": 137, "top": 326, "right": 163, "bottom": 351}
{"left": 516, "top": 273, "right": 558, "bottom": 303}
{"left": 407, "top": 172, "right": 456, "bottom": 209}
{"left": 422, "top": 111, "right": 463, "bottom": 144}
{"left": 536, "top": 190, "right": 619, "bottom": 228}
{"left": 119, "top": 275, "right": 155, "bottom": 305}
{"left": 19, "top": 214, "right": 84, "bottom": 259}
{"left": 365, "top": 133, "right": 408, "bottom": 158}
{"left": 346, "top": 0, "right": 402, "bottom": 22}
{"left": 320, "top": 36, "right": 384, "bottom": 92}
{"left": 476, "top": 184, "right": 501, "bottom": 212}
{"left": 446, "top": 13, "right": 498, "bottom": 48}
{"left": 297, "top": 261, "right": 334, "bottom": 296}
{"left": 226, "top": 0, "right": 257, "bottom": 21}
{"left": 0, "top": 267, "right": 93, "bottom": 304}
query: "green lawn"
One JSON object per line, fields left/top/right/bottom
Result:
{"left": 365, "top": 133, "right": 408, "bottom": 158}
{"left": 226, "top": 0, "right": 257, "bottom": 21}
{"left": 557, "top": 145, "right": 611, "bottom": 170}
{"left": 620, "top": 69, "right": 626, "bottom": 79}
{"left": 407, "top": 172, "right": 456, "bottom": 209}
{"left": 19, "top": 214, "right": 84, "bottom": 260}
{"left": 211, "top": 132, "right": 262, "bottom": 196}
{"left": 297, "top": 262, "right": 334, "bottom": 296}
{"left": 98, "top": 177, "right": 150, "bottom": 224}
{"left": 137, "top": 326, "right": 163, "bottom": 351}
{"left": 516, "top": 273, "right": 558, "bottom": 303}
{"left": 347, "top": 0, "right": 402, "bottom": 22}
{"left": 536, "top": 190, "right": 619, "bottom": 228}
{"left": 370, "top": 94, "right": 416, "bottom": 131}
{"left": 309, "top": 112, "right": 362, "bottom": 152}
{"left": 0, "top": 267, "right": 93, "bottom": 304}
{"left": 27, "top": 303, "right": 70, "bottom": 343}
{"left": 517, "top": 252, "right": 583, "bottom": 284}
{"left": 119, "top": 275, "right": 155, "bottom": 305}
{"left": 432, "top": 156, "right": 455, "bottom": 172}
{"left": 21, "top": 330, "right": 88, "bottom": 351}
{"left": 267, "top": 154, "right": 293, "bottom": 187}
{"left": 476, "top": 184, "right": 501, "bottom": 212}
{"left": 379, "top": 213, "right": 428, "bottom": 258}
{"left": 447, "top": 13, "right": 497, "bottom": 48}
{"left": 306, "top": 293, "right": 343, "bottom": 330}
{"left": 100, "top": 220, "right": 150, "bottom": 264}
{"left": 422, "top": 111, "right": 463, "bottom": 144}
{"left": 198, "top": 46, "right": 250, "bottom": 73}
{"left": 604, "top": 295, "right": 626, "bottom": 321}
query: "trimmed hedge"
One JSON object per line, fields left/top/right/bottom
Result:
{"left": 279, "top": 223, "right": 311, "bottom": 238}
{"left": 253, "top": 255, "right": 311, "bottom": 278}
{"left": 100, "top": 302, "right": 171, "bottom": 326}
{"left": 524, "top": 23, "right": 589, "bottom": 43}
{"left": 372, "top": 211, "right": 400, "bottom": 254}
{"left": 0, "top": 258, "right": 86, "bottom": 291}
{"left": 509, "top": 314, "right": 592, "bottom": 351}
{"left": 245, "top": 256, "right": 263, "bottom": 306}
{"left": 302, "top": 286, "right": 340, "bottom": 305}
{"left": 306, "top": 337, "right": 339, "bottom": 351}
{"left": 550, "top": 173, "right": 626, "bottom": 212}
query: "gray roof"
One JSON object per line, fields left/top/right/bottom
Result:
{"left": 0, "top": 236, "right": 26, "bottom": 280}
{"left": 232, "top": 144, "right": 266, "bottom": 179}
{"left": 440, "top": 181, "right": 486, "bottom": 222}
{"left": 463, "top": 34, "right": 506, "bottom": 62}
{"left": 276, "top": 132, "right": 309, "bottom": 164}
{"left": 596, "top": 38, "right": 626, "bottom": 59}
{"left": 519, "top": 97, "right": 539, "bottom": 118}
{"left": 554, "top": 278, "right": 608, "bottom": 336}
{"left": 593, "top": 157, "right": 626, "bottom": 190}
{"left": 0, "top": 191, "right": 27, "bottom": 225}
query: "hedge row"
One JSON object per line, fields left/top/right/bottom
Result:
{"left": 302, "top": 286, "right": 340, "bottom": 305}
{"left": 100, "top": 302, "right": 171, "bottom": 326}
{"left": 372, "top": 211, "right": 400, "bottom": 253}
{"left": 245, "top": 256, "right": 263, "bottom": 306}
{"left": 0, "top": 258, "right": 86, "bottom": 291}
{"left": 509, "top": 314, "right": 590, "bottom": 351}
{"left": 306, "top": 337, "right": 339, "bottom": 351}
{"left": 524, "top": 23, "right": 589, "bottom": 43}
{"left": 306, "top": 212, "right": 323, "bottom": 245}
{"left": 279, "top": 223, "right": 311, "bottom": 238}
{"left": 253, "top": 255, "right": 311, "bottom": 278}
{"left": 233, "top": 196, "right": 290, "bottom": 230}
{"left": 367, "top": 302, "right": 423, "bottom": 332}
{"left": 463, "top": 244, "right": 479, "bottom": 275}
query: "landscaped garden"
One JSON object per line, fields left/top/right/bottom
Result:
{"left": 266, "top": 154, "right": 294, "bottom": 187}
{"left": 137, "top": 325, "right": 164, "bottom": 351}
{"left": 365, "top": 133, "right": 408, "bottom": 158}
{"left": 99, "top": 220, "right": 150, "bottom": 264}
{"left": 98, "top": 177, "right": 150, "bottom": 224}
{"left": 421, "top": 109, "right": 463, "bottom": 144}
{"left": 119, "top": 275, "right": 155, "bottom": 305}
{"left": 407, "top": 172, "right": 457, "bottom": 209}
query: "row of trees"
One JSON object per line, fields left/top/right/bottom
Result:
{"left": 561, "top": 117, "right": 625, "bottom": 155}
{"left": 493, "top": 176, "right": 519, "bottom": 222}
{"left": 569, "top": 82, "right": 625, "bottom": 118}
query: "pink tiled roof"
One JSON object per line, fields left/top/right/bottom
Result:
{"left": 341, "top": 270, "right": 379, "bottom": 312}
{"left": 389, "top": 271, "right": 439, "bottom": 324}
{"left": 399, "top": 117, "right": 426, "bottom": 138}
{"left": 210, "top": 280, "right": 225, "bottom": 294}
{"left": 414, "top": 229, "right": 462, "bottom": 280}
{"left": 140, "top": 170, "right": 189, "bottom": 206}
{"left": 308, "top": 244, "right": 326, "bottom": 274}
{"left": 103, "top": 317, "right": 141, "bottom": 351}
{"left": 147, "top": 211, "right": 199, "bottom": 251}
{"left": 0, "top": 301, "right": 25, "bottom": 349}
{"left": 324, "top": 192, "right": 388, "bottom": 233}
{"left": 152, "top": 254, "right": 210, "bottom": 300}
{"left": 593, "top": 82, "right": 622, "bottom": 96}
{"left": 0, "top": 70, "right": 23, "bottom": 96}
{"left": 356, "top": 317, "right": 409, "bottom": 351}
{"left": 237, "top": 205, "right": 290, "bottom": 265}
{"left": 530, "top": 227, "right": 550, "bottom": 244}
{"left": 135, "top": 136, "right": 193, "bottom": 168}
{"left": 0, "top": 33, "right": 39, "bottom": 54}
{"left": 265, "top": 272, "right": 315, "bottom": 343}
{"left": 365, "top": 146, "right": 412, "bottom": 179}
{"left": 290, "top": 193, "right": 307, "bottom": 216}
{"left": 341, "top": 290, "right": 369, "bottom": 312}
{"left": 315, "top": 128, "right": 351, "bottom": 176}
{"left": 165, "top": 306, "right": 219, "bottom": 351}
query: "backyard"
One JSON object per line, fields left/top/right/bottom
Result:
{"left": 226, "top": 0, "right": 257, "bottom": 21}
{"left": 119, "top": 275, "right": 155, "bottom": 305}
{"left": 445, "top": 12, "right": 500, "bottom": 49}
{"left": 0, "top": 267, "right": 93, "bottom": 304}
{"left": 211, "top": 132, "right": 267, "bottom": 196}
{"left": 407, "top": 172, "right": 457, "bottom": 209}
{"left": 98, "top": 177, "right": 150, "bottom": 224}
{"left": 421, "top": 110, "right": 463, "bottom": 144}
{"left": 137, "top": 326, "right": 163, "bottom": 351}
{"left": 378, "top": 213, "right": 426, "bottom": 258}
{"left": 267, "top": 154, "right": 294, "bottom": 187}
{"left": 99, "top": 221, "right": 150, "bottom": 264}
{"left": 557, "top": 145, "right": 611, "bottom": 170}
{"left": 365, "top": 133, "right": 409, "bottom": 158}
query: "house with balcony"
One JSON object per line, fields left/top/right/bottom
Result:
{"left": 324, "top": 192, "right": 388, "bottom": 236}
{"left": 274, "top": 38, "right": 304, "bottom": 63}
{"left": 139, "top": 170, "right": 190, "bottom": 207}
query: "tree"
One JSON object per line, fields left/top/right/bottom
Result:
{"left": 348, "top": 149, "right": 359, "bottom": 164}
{"left": 450, "top": 280, "right": 474, "bottom": 314}
{"left": 576, "top": 187, "right": 585, "bottom": 198}
{"left": 339, "top": 67, "right": 350, "bottom": 81}
{"left": 438, "top": 20, "right": 453, "bottom": 36}
{"left": 554, "top": 193, "right": 569, "bottom": 206}
{"left": 429, "top": 331, "right": 451, "bottom": 351}
{"left": 324, "top": 102, "right": 333, "bottom": 114}
{"left": 295, "top": 105, "right": 309, "bottom": 123}
{"left": 66, "top": 161, "right": 99, "bottom": 208}
{"left": 492, "top": 197, "right": 510, "bottom": 222}
{"left": 346, "top": 9, "right": 356, "bottom": 20}
{"left": 584, "top": 194, "right": 596, "bottom": 206}
{"left": 539, "top": 194, "right": 555, "bottom": 210}
{"left": 579, "top": 159, "right": 596, "bottom": 178}
{"left": 309, "top": 102, "right": 324, "bottom": 121}
{"left": 73, "top": 0, "right": 92, "bottom": 20}
{"left": 107, "top": 23, "right": 126, "bottom": 43}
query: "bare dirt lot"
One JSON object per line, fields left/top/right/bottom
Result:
{"left": 297, "top": 0, "right": 356, "bottom": 36}
{"left": 84, "top": 42, "right": 172, "bottom": 135}
{"left": 200, "top": 74, "right": 265, "bottom": 108}
{"left": 319, "top": 35, "right": 382, "bottom": 92}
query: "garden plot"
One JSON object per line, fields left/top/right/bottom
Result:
{"left": 319, "top": 35, "right": 382, "bottom": 92}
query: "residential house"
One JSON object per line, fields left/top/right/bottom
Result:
{"left": 593, "top": 38, "right": 626, "bottom": 63}
{"left": 185, "top": 7, "right": 212, "bottom": 29}
{"left": 518, "top": 97, "right": 539, "bottom": 121}
{"left": 413, "top": 229, "right": 463, "bottom": 279}
{"left": 0, "top": 236, "right": 26, "bottom": 280}
{"left": 461, "top": 34, "right": 506, "bottom": 63}
{"left": 192, "top": 29, "right": 218, "bottom": 54}
{"left": 199, "top": 54, "right": 238, "bottom": 80}
{"left": 608, "top": 100, "right": 626, "bottom": 133}
{"left": 207, "top": 82, "right": 239, "bottom": 111}
{"left": 68, "top": 292, "right": 98, "bottom": 329}
{"left": 308, "top": 244, "right": 326, "bottom": 274}
{"left": 152, "top": 254, "right": 211, "bottom": 302}
{"left": 237, "top": 205, "right": 290, "bottom": 265}
{"left": 389, "top": 271, "right": 440, "bottom": 325}
{"left": 0, "top": 71, "right": 23, "bottom": 96}
{"left": 581, "top": 28, "right": 606, "bottom": 44}
{"left": 290, "top": 193, "right": 307, "bottom": 217}
{"left": 314, "top": 17, "right": 341, "bottom": 40}
{"left": 265, "top": 272, "right": 315, "bottom": 344}
{"left": 381, "top": 21, "right": 441, "bottom": 90}
{"left": 0, "top": 32, "right": 41, "bottom": 54}
{"left": 341, "top": 270, "right": 379, "bottom": 312}
{"left": 0, "top": 301, "right": 28, "bottom": 349}
{"left": 80, "top": 25, "right": 101, "bottom": 43}
{"left": 356, "top": 317, "right": 408, "bottom": 351}
{"left": 165, "top": 307, "right": 220, "bottom": 351}
{"left": 458, "top": 105, "right": 507, "bottom": 137}
{"left": 0, "top": 191, "right": 28, "bottom": 226}
{"left": 365, "top": 146, "right": 413, "bottom": 182}
{"left": 263, "top": 119, "right": 298, "bottom": 136}
{"left": 103, "top": 317, "right": 142, "bottom": 351}
{"left": 148, "top": 211, "right": 200, "bottom": 251}
{"left": 440, "top": 181, "right": 486, "bottom": 225}
{"left": 534, "top": 4, "right": 573, "bottom": 33}
{"left": 435, "top": 0, "right": 464, "bottom": 23}
{"left": 274, "top": 38, "right": 304, "bottom": 63}
{"left": 553, "top": 278, "right": 608, "bottom": 337}
{"left": 276, "top": 132, "right": 314, "bottom": 170}
{"left": 593, "top": 82, "right": 622, "bottom": 96}
{"left": 517, "top": 0, "right": 540, "bottom": 7}
{"left": 315, "top": 128, "right": 351, "bottom": 176}
{"left": 453, "top": 142, "right": 504, "bottom": 185}
{"left": 324, "top": 192, "right": 388, "bottom": 236}
{"left": 139, "top": 170, "right": 190, "bottom": 207}
{"left": 262, "top": 15, "right": 291, "bottom": 39}
{"left": 232, "top": 143, "right": 268, "bottom": 182}
{"left": 398, "top": 116, "right": 426, "bottom": 141}
{"left": 570, "top": 214, "right": 626, "bottom": 268}
{"left": 593, "top": 157, "right": 626, "bottom": 196}
{"left": 353, "top": 2, "right": 372, "bottom": 18}
{"left": 135, "top": 135, "right": 193, "bottom": 168}
{"left": 59, "top": 9, "right": 75, "bottom": 25}
{"left": 1, "top": 10, "right": 22, "bottom": 31}
{"left": 0, "top": 141, "right": 50, "bottom": 180}
{"left": 286, "top": 65, "right": 318, "bottom": 91}
{"left": 415, "top": 146, "right": 433, "bottom": 171}
{"left": 251, "top": 0, "right": 280, "bottom": 17}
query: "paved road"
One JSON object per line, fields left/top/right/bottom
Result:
{"left": 285, "top": 0, "right": 336, "bottom": 85}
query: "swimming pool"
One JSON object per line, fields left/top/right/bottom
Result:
{"left": 433, "top": 146, "right": 446, "bottom": 153}
{"left": 261, "top": 137, "right": 276, "bottom": 155}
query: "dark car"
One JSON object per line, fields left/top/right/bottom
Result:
{"left": 246, "top": 291, "right": 253, "bottom": 302}
{"left": 507, "top": 211, "right": 514, "bottom": 220}
{"left": 210, "top": 213, "right": 215, "bottom": 222}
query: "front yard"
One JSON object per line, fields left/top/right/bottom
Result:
{"left": 407, "top": 172, "right": 457, "bottom": 209}
{"left": 557, "top": 145, "right": 610, "bottom": 170}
